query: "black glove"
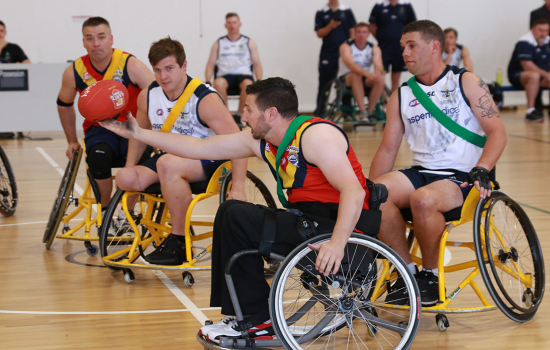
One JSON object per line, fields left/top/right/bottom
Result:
{"left": 467, "top": 167, "right": 491, "bottom": 191}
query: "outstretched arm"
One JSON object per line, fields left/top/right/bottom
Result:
{"left": 302, "top": 124, "right": 366, "bottom": 276}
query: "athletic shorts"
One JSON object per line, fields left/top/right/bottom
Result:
{"left": 339, "top": 74, "right": 368, "bottom": 89}
{"left": 508, "top": 71, "right": 523, "bottom": 88}
{"left": 220, "top": 74, "right": 254, "bottom": 93}
{"left": 398, "top": 166, "right": 473, "bottom": 200}
{"left": 84, "top": 126, "right": 129, "bottom": 168}
{"left": 382, "top": 53, "right": 407, "bottom": 73}
{"left": 140, "top": 153, "right": 228, "bottom": 179}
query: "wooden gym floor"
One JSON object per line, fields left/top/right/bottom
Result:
{"left": 0, "top": 108, "right": 549, "bottom": 349}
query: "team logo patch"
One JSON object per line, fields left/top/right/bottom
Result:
{"left": 409, "top": 99, "right": 419, "bottom": 107}
{"left": 156, "top": 109, "right": 163, "bottom": 116}
{"left": 83, "top": 72, "right": 91, "bottom": 80}
{"left": 179, "top": 111, "right": 189, "bottom": 120}
{"left": 441, "top": 87, "right": 455, "bottom": 99}
{"left": 109, "top": 89, "right": 125, "bottom": 109}
{"left": 113, "top": 75, "right": 123, "bottom": 83}
{"left": 265, "top": 143, "right": 271, "bottom": 152}
{"left": 287, "top": 153, "right": 299, "bottom": 167}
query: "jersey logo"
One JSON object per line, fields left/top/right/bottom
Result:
{"left": 409, "top": 99, "right": 419, "bottom": 107}
{"left": 441, "top": 88, "right": 455, "bottom": 99}
{"left": 83, "top": 72, "right": 91, "bottom": 80}
{"left": 287, "top": 153, "right": 299, "bottom": 168}
{"left": 265, "top": 143, "right": 271, "bottom": 152}
{"left": 109, "top": 89, "right": 125, "bottom": 109}
{"left": 156, "top": 109, "right": 164, "bottom": 116}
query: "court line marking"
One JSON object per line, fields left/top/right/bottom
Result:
{"left": 0, "top": 307, "right": 220, "bottom": 316}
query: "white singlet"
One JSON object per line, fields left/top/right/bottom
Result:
{"left": 398, "top": 66, "right": 484, "bottom": 173}
{"left": 147, "top": 76, "right": 218, "bottom": 139}
{"left": 442, "top": 44, "right": 463, "bottom": 68}
{"left": 337, "top": 40, "right": 374, "bottom": 78}
{"left": 216, "top": 35, "right": 253, "bottom": 76}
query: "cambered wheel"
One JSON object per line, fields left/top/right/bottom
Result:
{"left": 270, "top": 233, "right": 420, "bottom": 350}
{"left": 474, "top": 191, "right": 545, "bottom": 322}
{"left": 220, "top": 170, "right": 277, "bottom": 209}
{"left": 43, "top": 148, "right": 83, "bottom": 248}
{"left": 0, "top": 145, "right": 17, "bottom": 217}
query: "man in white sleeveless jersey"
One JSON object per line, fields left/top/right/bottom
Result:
{"left": 369, "top": 20, "right": 506, "bottom": 306}
{"left": 205, "top": 12, "right": 262, "bottom": 118}
{"left": 442, "top": 28, "right": 473, "bottom": 72}
{"left": 338, "top": 22, "right": 385, "bottom": 121}
{"left": 117, "top": 37, "right": 247, "bottom": 266}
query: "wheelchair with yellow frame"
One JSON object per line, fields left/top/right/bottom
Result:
{"left": 376, "top": 182, "right": 545, "bottom": 331}
{"left": 320, "top": 77, "right": 390, "bottom": 128}
{"left": 99, "top": 161, "right": 277, "bottom": 286}
{"left": 43, "top": 145, "right": 105, "bottom": 255}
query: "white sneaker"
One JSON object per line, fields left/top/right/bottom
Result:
{"left": 207, "top": 319, "right": 274, "bottom": 344}
{"left": 207, "top": 320, "right": 241, "bottom": 343}
{"left": 199, "top": 316, "right": 235, "bottom": 336}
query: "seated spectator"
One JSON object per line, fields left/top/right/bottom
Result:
{"left": 442, "top": 28, "right": 473, "bottom": 72}
{"left": 338, "top": 22, "right": 385, "bottom": 121}
{"left": 205, "top": 12, "right": 262, "bottom": 119}
{"left": 508, "top": 18, "right": 550, "bottom": 122}
{"left": 0, "top": 20, "right": 30, "bottom": 63}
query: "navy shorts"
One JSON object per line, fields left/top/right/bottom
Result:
{"left": 398, "top": 166, "right": 473, "bottom": 200}
{"left": 140, "top": 153, "right": 228, "bottom": 179}
{"left": 508, "top": 71, "right": 523, "bottom": 88}
{"left": 84, "top": 126, "right": 129, "bottom": 168}
{"left": 220, "top": 74, "right": 254, "bottom": 93}
{"left": 382, "top": 53, "right": 407, "bottom": 73}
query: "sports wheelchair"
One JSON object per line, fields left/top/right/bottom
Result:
{"left": 380, "top": 184, "right": 545, "bottom": 331}
{"left": 43, "top": 145, "right": 105, "bottom": 255}
{"left": 0, "top": 144, "right": 17, "bottom": 217}
{"left": 198, "top": 185, "right": 421, "bottom": 350}
{"left": 320, "top": 78, "right": 391, "bottom": 128}
{"left": 99, "top": 161, "right": 277, "bottom": 286}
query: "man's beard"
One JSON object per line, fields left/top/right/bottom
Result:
{"left": 250, "top": 114, "right": 271, "bottom": 140}
{"left": 536, "top": 38, "right": 546, "bottom": 46}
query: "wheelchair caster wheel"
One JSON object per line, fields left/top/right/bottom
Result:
{"left": 436, "top": 314, "right": 449, "bottom": 332}
{"left": 84, "top": 241, "right": 98, "bottom": 256}
{"left": 523, "top": 289, "right": 534, "bottom": 308}
{"left": 62, "top": 225, "right": 70, "bottom": 234}
{"left": 124, "top": 269, "right": 135, "bottom": 283}
{"left": 182, "top": 272, "right": 194, "bottom": 288}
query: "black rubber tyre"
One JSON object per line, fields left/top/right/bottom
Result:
{"left": 270, "top": 233, "right": 420, "bottom": 350}
{"left": 0, "top": 145, "right": 17, "bottom": 217}
{"left": 474, "top": 191, "right": 545, "bottom": 322}
{"left": 320, "top": 78, "right": 344, "bottom": 121}
{"left": 219, "top": 170, "right": 277, "bottom": 209}
{"left": 43, "top": 148, "right": 83, "bottom": 248}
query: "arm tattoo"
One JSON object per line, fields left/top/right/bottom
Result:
{"left": 475, "top": 77, "right": 500, "bottom": 118}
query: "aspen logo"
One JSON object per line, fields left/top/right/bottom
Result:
{"left": 110, "top": 89, "right": 125, "bottom": 109}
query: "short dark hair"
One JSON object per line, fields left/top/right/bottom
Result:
{"left": 443, "top": 27, "right": 458, "bottom": 37}
{"left": 532, "top": 18, "right": 550, "bottom": 28}
{"left": 402, "top": 20, "right": 445, "bottom": 52}
{"left": 355, "top": 22, "right": 370, "bottom": 29}
{"left": 148, "top": 36, "right": 186, "bottom": 68}
{"left": 246, "top": 78, "right": 299, "bottom": 119}
{"left": 0, "top": 20, "right": 5, "bottom": 29}
{"left": 82, "top": 17, "right": 111, "bottom": 33}
{"left": 226, "top": 12, "right": 239, "bottom": 20}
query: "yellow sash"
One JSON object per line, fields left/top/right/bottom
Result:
{"left": 104, "top": 49, "right": 123, "bottom": 80}
{"left": 160, "top": 78, "right": 203, "bottom": 133}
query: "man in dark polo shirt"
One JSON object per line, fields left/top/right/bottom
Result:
{"left": 0, "top": 20, "right": 30, "bottom": 63}
{"left": 314, "top": 0, "right": 356, "bottom": 117}
{"left": 369, "top": 0, "right": 416, "bottom": 92}
{"left": 530, "top": 0, "right": 550, "bottom": 28}
{"left": 508, "top": 18, "right": 550, "bottom": 122}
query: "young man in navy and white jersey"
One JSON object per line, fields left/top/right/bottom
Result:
{"left": 116, "top": 37, "right": 247, "bottom": 265}
{"left": 314, "top": 0, "right": 356, "bottom": 117}
{"left": 369, "top": 0, "right": 416, "bottom": 92}
{"left": 369, "top": 20, "right": 506, "bottom": 306}
{"left": 442, "top": 28, "right": 473, "bottom": 72}
{"left": 338, "top": 22, "right": 385, "bottom": 121}
{"left": 205, "top": 12, "right": 262, "bottom": 118}
{"left": 508, "top": 18, "right": 550, "bottom": 122}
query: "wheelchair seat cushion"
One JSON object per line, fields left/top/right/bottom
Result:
{"left": 400, "top": 206, "right": 462, "bottom": 223}
{"left": 142, "top": 179, "right": 210, "bottom": 195}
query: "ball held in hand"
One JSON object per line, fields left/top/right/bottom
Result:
{"left": 78, "top": 80, "right": 128, "bottom": 121}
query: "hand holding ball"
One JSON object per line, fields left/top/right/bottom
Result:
{"left": 78, "top": 80, "right": 128, "bottom": 121}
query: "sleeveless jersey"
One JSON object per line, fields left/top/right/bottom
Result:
{"left": 442, "top": 44, "right": 463, "bottom": 68}
{"left": 74, "top": 49, "right": 139, "bottom": 132}
{"left": 337, "top": 40, "right": 374, "bottom": 77}
{"left": 216, "top": 35, "right": 253, "bottom": 76}
{"left": 147, "top": 75, "right": 218, "bottom": 139}
{"left": 260, "top": 118, "right": 370, "bottom": 209}
{"left": 398, "top": 65, "right": 484, "bottom": 173}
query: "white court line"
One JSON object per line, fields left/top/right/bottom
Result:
{"left": 0, "top": 307, "right": 220, "bottom": 315}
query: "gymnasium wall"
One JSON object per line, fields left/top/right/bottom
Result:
{"left": 0, "top": 0, "right": 543, "bottom": 130}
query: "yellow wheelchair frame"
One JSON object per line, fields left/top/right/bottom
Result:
{"left": 99, "top": 161, "right": 277, "bottom": 285}
{"left": 372, "top": 186, "right": 544, "bottom": 331}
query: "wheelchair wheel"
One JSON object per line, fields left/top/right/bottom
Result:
{"left": 0, "top": 145, "right": 17, "bottom": 217}
{"left": 99, "top": 189, "right": 160, "bottom": 270}
{"left": 219, "top": 170, "right": 277, "bottom": 209}
{"left": 474, "top": 191, "right": 545, "bottom": 322}
{"left": 320, "top": 79, "right": 344, "bottom": 122}
{"left": 270, "top": 233, "right": 420, "bottom": 350}
{"left": 43, "top": 148, "right": 83, "bottom": 248}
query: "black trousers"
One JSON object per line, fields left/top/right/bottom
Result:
{"left": 210, "top": 200, "right": 306, "bottom": 316}
{"left": 315, "top": 53, "right": 340, "bottom": 117}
